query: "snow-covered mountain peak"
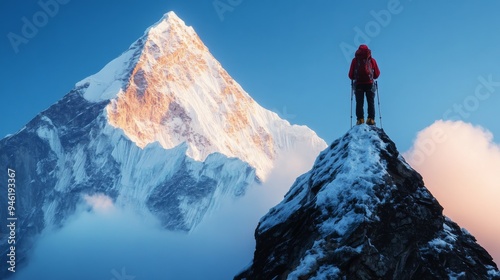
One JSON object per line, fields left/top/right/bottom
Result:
{"left": 0, "top": 11, "right": 328, "bottom": 279}
{"left": 237, "top": 125, "right": 500, "bottom": 279}
{"left": 145, "top": 11, "right": 203, "bottom": 50}
{"left": 151, "top": 11, "right": 186, "bottom": 31}
{"left": 257, "top": 124, "right": 390, "bottom": 232}
{"left": 75, "top": 11, "right": 204, "bottom": 103}
{"left": 76, "top": 11, "right": 325, "bottom": 180}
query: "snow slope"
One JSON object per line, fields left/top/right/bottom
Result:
{"left": 0, "top": 11, "right": 326, "bottom": 280}
{"left": 76, "top": 11, "right": 325, "bottom": 180}
{"left": 237, "top": 125, "right": 500, "bottom": 279}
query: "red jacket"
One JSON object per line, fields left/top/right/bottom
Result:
{"left": 348, "top": 45, "right": 380, "bottom": 84}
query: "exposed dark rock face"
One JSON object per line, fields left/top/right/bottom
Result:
{"left": 236, "top": 125, "right": 500, "bottom": 280}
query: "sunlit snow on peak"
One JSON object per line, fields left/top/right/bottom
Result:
{"left": 76, "top": 11, "right": 325, "bottom": 180}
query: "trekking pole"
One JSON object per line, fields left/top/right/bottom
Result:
{"left": 350, "top": 80, "right": 354, "bottom": 128}
{"left": 375, "top": 81, "right": 382, "bottom": 128}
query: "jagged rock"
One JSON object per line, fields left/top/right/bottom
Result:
{"left": 235, "top": 125, "right": 500, "bottom": 280}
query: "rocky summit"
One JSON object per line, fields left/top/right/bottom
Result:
{"left": 235, "top": 125, "right": 500, "bottom": 280}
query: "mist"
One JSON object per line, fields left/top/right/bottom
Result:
{"left": 404, "top": 120, "right": 500, "bottom": 265}
{"left": 12, "top": 147, "right": 320, "bottom": 280}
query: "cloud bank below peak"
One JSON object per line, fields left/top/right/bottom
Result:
{"left": 404, "top": 120, "right": 500, "bottom": 265}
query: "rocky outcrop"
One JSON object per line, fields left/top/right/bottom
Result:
{"left": 236, "top": 125, "right": 500, "bottom": 280}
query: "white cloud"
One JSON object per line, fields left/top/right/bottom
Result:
{"left": 404, "top": 120, "right": 500, "bottom": 265}
{"left": 13, "top": 147, "right": 320, "bottom": 280}
{"left": 83, "top": 193, "right": 115, "bottom": 213}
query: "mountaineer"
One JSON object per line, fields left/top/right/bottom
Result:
{"left": 349, "top": 44, "right": 380, "bottom": 125}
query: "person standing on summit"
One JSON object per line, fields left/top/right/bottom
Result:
{"left": 348, "top": 44, "right": 380, "bottom": 125}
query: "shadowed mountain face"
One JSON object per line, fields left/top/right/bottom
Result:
{"left": 236, "top": 125, "right": 500, "bottom": 280}
{"left": 0, "top": 12, "right": 326, "bottom": 279}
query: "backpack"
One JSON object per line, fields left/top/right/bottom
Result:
{"left": 354, "top": 56, "right": 374, "bottom": 84}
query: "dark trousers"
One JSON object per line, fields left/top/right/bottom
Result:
{"left": 355, "top": 84, "right": 375, "bottom": 120}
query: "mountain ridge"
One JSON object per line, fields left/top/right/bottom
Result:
{"left": 75, "top": 11, "right": 325, "bottom": 180}
{"left": 236, "top": 125, "right": 500, "bottom": 280}
{"left": 0, "top": 11, "right": 325, "bottom": 279}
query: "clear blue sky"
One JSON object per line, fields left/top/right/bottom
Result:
{"left": 1, "top": 0, "right": 500, "bottom": 151}
{"left": 2, "top": 1, "right": 500, "bottom": 276}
